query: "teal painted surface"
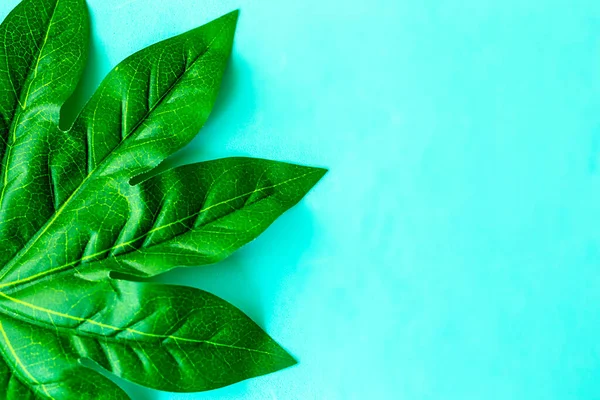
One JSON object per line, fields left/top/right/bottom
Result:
{"left": 2, "top": 0, "right": 600, "bottom": 399}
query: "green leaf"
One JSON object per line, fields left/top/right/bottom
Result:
{"left": 0, "top": 1, "right": 326, "bottom": 398}
{"left": 0, "top": 0, "right": 89, "bottom": 267}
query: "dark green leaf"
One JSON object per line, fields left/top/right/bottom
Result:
{"left": 0, "top": 1, "right": 325, "bottom": 398}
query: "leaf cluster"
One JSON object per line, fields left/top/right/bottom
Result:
{"left": 0, "top": 1, "right": 325, "bottom": 398}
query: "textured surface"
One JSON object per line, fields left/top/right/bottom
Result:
{"left": 4, "top": 0, "right": 600, "bottom": 400}
{"left": 0, "top": 0, "right": 326, "bottom": 398}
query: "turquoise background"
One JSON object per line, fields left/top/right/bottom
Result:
{"left": 2, "top": 0, "right": 600, "bottom": 399}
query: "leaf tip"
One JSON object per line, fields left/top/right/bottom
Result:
{"left": 275, "top": 347, "right": 298, "bottom": 372}
{"left": 314, "top": 166, "right": 329, "bottom": 180}
{"left": 286, "top": 353, "right": 299, "bottom": 368}
{"left": 305, "top": 165, "right": 329, "bottom": 189}
{"left": 220, "top": 9, "right": 240, "bottom": 27}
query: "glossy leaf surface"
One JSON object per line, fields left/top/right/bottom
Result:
{"left": 0, "top": 1, "right": 325, "bottom": 398}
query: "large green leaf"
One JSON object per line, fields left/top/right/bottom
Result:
{"left": 0, "top": 0, "right": 88, "bottom": 267}
{"left": 0, "top": 0, "right": 326, "bottom": 398}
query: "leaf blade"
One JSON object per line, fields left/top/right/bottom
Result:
{"left": 94, "top": 157, "right": 327, "bottom": 276}
{"left": 0, "top": 275, "right": 295, "bottom": 392}
{"left": 53, "top": 10, "right": 239, "bottom": 203}
{"left": 0, "top": 158, "right": 325, "bottom": 286}
{"left": 0, "top": 0, "right": 89, "bottom": 266}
